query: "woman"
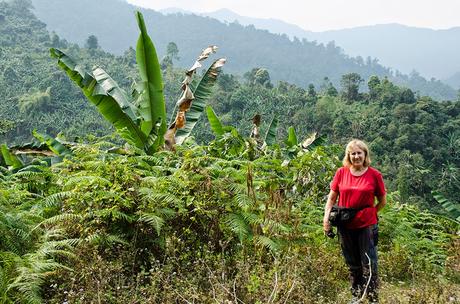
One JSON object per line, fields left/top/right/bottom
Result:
{"left": 323, "top": 139, "right": 386, "bottom": 304}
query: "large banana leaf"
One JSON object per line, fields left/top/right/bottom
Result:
{"left": 301, "top": 133, "right": 327, "bottom": 150}
{"left": 135, "top": 11, "right": 166, "bottom": 142}
{"left": 285, "top": 126, "right": 298, "bottom": 148}
{"left": 175, "top": 58, "right": 226, "bottom": 145}
{"left": 432, "top": 191, "right": 460, "bottom": 222}
{"left": 205, "top": 105, "right": 224, "bottom": 137}
{"left": 264, "top": 116, "right": 278, "bottom": 146}
{"left": 1, "top": 144, "right": 23, "bottom": 169}
{"left": 50, "top": 48, "right": 147, "bottom": 150}
{"left": 32, "top": 130, "right": 71, "bottom": 156}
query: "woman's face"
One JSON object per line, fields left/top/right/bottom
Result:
{"left": 348, "top": 146, "right": 365, "bottom": 168}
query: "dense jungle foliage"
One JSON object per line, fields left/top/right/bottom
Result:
{"left": 1, "top": 0, "right": 459, "bottom": 208}
{"left": 0, "top": 1, "right": 459, "bottom": 303}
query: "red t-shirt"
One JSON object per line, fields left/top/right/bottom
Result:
{"left": 330, "top": 166, "right": 386, "bottom": 229}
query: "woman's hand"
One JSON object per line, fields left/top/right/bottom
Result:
{"left": 323, "top": 218, "right": 331, "bottom": 235}
{"left": 323, "top": 190, "right": 338, "bottom": 235}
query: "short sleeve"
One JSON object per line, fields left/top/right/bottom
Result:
{"left": 330, "top": 168, "right": 342, "bottom": 192}
{"left": 374, "top": 171, "right": 386, "bottom": 197}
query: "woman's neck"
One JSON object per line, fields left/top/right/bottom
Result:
{"left": 350, "top": 165, "right": 368, "bottom": 176}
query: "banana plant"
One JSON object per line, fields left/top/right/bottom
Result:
{"left": 205, "top": 105, "right": 225, "bottom": 138}
{"left": 264, "top": 116, "right": 278, "bottom": 146}
{"left": 0, "top": 131, "right": 71, "bottom": 173}
{"left": 1, "top": 144, "right": 23, "bottom": 170}
{"left": 32, "top": 130, "right": 72, "bottom": 157}
{"left": 285, "top": 126, "right": 298, "bottom": 149}
{"left": 51, "top": 11, "right": 225, "bottom": 154}
{"left": 165, "top": 47, "right": 226, "bottom": 150}
{"left": 432, "top": 191, "right": 460, "bottom": 223}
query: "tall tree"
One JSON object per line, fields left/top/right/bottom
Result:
{"left": 340, "top": 72, "right": 363, "bottom": 101}
{"left": 166, "top": 42, "right": 179, "bottom": 61}
{"left": 85, "top": 35, "right": 99, "bottom": 49}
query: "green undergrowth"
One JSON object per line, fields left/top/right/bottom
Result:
{"left": 0, "top": 141, "right": 459, "bottom": 303}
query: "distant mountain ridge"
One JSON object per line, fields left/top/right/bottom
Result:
{"left": 30, "top": 0, "right": 457, "bottom": 99}
{"left": 167, "top": 7, "right": 460, "bottom": 83}
{"left": 160, "top": 7, "right": 310, "bottom": 39}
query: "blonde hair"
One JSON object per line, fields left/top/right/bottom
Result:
{"left": 342, "top": 139, "right": 371, "bottom": 167}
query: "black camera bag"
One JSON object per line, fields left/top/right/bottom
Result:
{"left": 328, "top": 206, "right": 359, "bottom": 227}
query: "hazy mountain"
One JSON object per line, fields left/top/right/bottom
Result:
{"left": 191, "top": 8, "right": 460, "bottom": 81}
{"left": 202, "top": 9, "right": 310, "bottom": 39}
{"left": 159, "top": 7, "right": 309, "bottom": 39}
{"left": 444, "top": 72, "right": 460, "bottom": 90}
{"left": 29, "top": 0, "right": 457, "bottom": 100}
{"left": 305, "top": 24, "right": 460, "bottom": 81}
{"left": 159, "top": 7, "right": 193, "bottom": 15}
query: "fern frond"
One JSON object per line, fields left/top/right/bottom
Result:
{"left": 242, "top": 211, "right": 263, "bottom": 225}
{"left": 64, "top": 175, "right": 111, "bottom": 188}
{"left": 36, "top": 214, "right": 82, "bottom": 229}
{"left": 10, "top": 228, "right": 30, "bottom": 242}
{"left": 156, "top": 208, "right": 176, "bottom": 218}
{"left": 10, "top": 171, "right": 45, "bottom": 179}
{"left": 234, "top": 193, "right": 253, "bottom": 210}
{"left": 91, "top": 209, "right": 134, "bottom": 223}
{"left": 7, "top": 230, "right": 75, "bottom": 304}
{"left": 39, "top": 191, "right": 73, "bottom": 209}
{"left": 139, "top": 188, "right": 182, "bottom": 206}
{"left": 264, "top": 219, "right": 292, "bottom": 234}
{"left": 84, "top": 233, "right": 128, "bottom": 246}
{"left": 138, "top": 213, "right": 164, "bottom": 236}
{"left": 223, "top": 213, "right": 252, "bottom": 241}
{"left": 255, "top": 235, "right": 281, "bottom": 252}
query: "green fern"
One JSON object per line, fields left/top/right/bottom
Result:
{"left": 84, "top": 233, "right": 128, "bottom": 246}
{"left": 255, "top": 235, "right": 282, "bottom": 252}
{"left": 223, "top": 213, "right": 253, "bottom": 241}
{"left": 37, "top": 214, "right": 82, "bottom": 229}
{"left": 39, "top": 191, "right": 74, "bottom": 209}
{"left": 138, "top": 213, "right": 165, "bottom": 236}
{"left": 6, "top": 228, "right": 75, "bottom": 304}
{"left": 64, "top": 175, "right": 111, "bottom": 188}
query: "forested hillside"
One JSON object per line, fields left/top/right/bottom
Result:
{"left": 1, "top": 0, "right": 459, "bottom": 208}
{"left": 194, "top": 9, "right": 460, "bottom": 83}
{"left": 0, "top": 0, "right": 111, "bottom": 142}
{"left": 1, "top": 1, "right": 459, "bottom": 303}
{"left": 30, "top": 0, "right": 457, "bottom": 100}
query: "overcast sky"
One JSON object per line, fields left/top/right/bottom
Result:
{"left": 126, "top": 0, "right": 459, "bottom": 31}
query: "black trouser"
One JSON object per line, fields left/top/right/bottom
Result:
{"left": 338, "top": 224, "right": 379, "bottom": 302}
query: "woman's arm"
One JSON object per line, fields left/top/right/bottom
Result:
{"left": 375, "top": 195, "right": 386, "bottom": 213}
{"left": 323, "top": 190, "right": 338, "bottom": 233}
